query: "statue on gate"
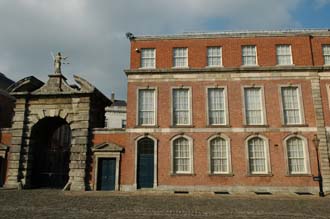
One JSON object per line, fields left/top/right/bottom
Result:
{"left": 52, "top": 52, "right": 69, "bottom": 74}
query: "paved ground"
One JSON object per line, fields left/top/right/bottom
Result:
{"left": 0, "top": 190, "right": 329, "bottom": 219}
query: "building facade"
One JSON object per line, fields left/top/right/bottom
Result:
{"left": 104, "top": 92, "right": 127, "bottom": 129}
{"left": 1, "top": 29, "right": 330, "bottom": 194}
{"left": 95, "top": 29, "right": 330, "bottom": 193}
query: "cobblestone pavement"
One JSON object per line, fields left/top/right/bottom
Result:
{"left": 0, "top": 190, "right": 329, "bottom": 219}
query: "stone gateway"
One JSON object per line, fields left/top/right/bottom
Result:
{"left": 3, "top": 72, "right": 109, "bottom": 191}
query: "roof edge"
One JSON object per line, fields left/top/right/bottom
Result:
{"left": 132, "top": 29, "right": 330, "bottom": 41}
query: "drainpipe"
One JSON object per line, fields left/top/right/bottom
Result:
{"left": 309, "top": 35, "right": 315, "bottom": 66}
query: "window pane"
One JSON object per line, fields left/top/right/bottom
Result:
{"left": 173, "top": 138, "right": 191, "bottom": 173}
{"left": 141, "top": 48, "right": 155, "bottom": 68}
{"left": 281, "top": 87, "right": 301, "bottom": 124}
{"left": 242, "top": 46, "right": 257, "bottom": 65}
{"left": 138, "top": 89, "right": 155, "bottom": 125}
{"left": 208, "top": 88, "right": 225, "bottom": 125}
{"left": 210, "top": 137, "right": 228, "bottom": 173}
{"left": 248, "top": 137, "right": 267, "bottom": 174}
{"left": 323, "top": 45, "right": 330, "bottom": 65}
{"left": 207, "top": 47, "right": 222, "bottom": 66}
{"left": 276, "top": 45, "right": 292, "bottom": 65}
{"left": 244, "top": 88, "right": 263, "bottom": 125}
{"left": 287, "top": 137, "right": 306, "bottom": 174}
{"left": 173, "top": 48, "right": 188, "bottom": 67}
{"left": 173, "top": 89, "right": 190, "bottom": 125}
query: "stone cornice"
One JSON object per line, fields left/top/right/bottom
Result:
{"left": 125, "top": 66, "right": 330, "bottom": 76}
{"left": 132, "top": 29, "right": 330, "bottom": 41}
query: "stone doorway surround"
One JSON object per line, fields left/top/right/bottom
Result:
{"left": 92, "top": 142, "right": 123, "bottom": 191}
{"left": 4, "top": 72, "right": 110, "bottom": 191}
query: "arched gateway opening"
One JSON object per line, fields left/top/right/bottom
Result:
{"left": 30, "top": 117, "right": 71, "bottom": 188}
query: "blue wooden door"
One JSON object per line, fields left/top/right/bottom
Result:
{"left": 97, "top": 158, "right": 116, "bottom": 191}
{"left": 137, "top": 138, "right": 154, "bottom": 189}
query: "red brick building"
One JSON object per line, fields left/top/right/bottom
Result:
{"left": 2, "top": 29, "right": 330, "bottom": 194}
{"left": 92, "top": 29, "right": 330, "bottom": 193}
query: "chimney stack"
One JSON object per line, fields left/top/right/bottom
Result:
{"left": 111, "top": 91, "right": 115, "bottom": 103}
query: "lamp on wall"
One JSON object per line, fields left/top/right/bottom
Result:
{"left": 312, "top": 134, "right": 325, "bottom": 197}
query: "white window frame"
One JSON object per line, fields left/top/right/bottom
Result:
{"left": 173, "top": 47, "right": 188, "bottom": 68}
{"left": 322, "top": 44, "right": 330, "bottom": 66}
{"left": 283, "top": 135, "right": 310, "bottom": 175}
{"left": 276, "top": 45, "right": 293, "bottom": 66}
{"left": 242, "top": 86, "right": 267, "bottom": 125}
{"left": 171, "top": 87, "right": 192, "bottom": 126}
{"left": 245, "top": 135, "right": 271, "bottom": 175}
{"left": 242, "top": 45, "right": 258, "bottom": 66}
{"left": 171, "top": 135, "right": 194, "bottom": 174}
{"left": 206, "top": 86, "right": 229, "bottom": 126}
{"left": 279, "top": 85, "right": 305, "bottom": 125}
{"left": 136, "top": 87, "right": 157, "bottom": 126}
{"left": 207, "top": 134, "right": 232, "bottom": 174}
{"left": 140, "top": 48, "right": 156, "bottom": 69}
{"left": 207, "top": 47, "right": 222, "bottom": 67}
{"left": 326, "top": 84, "right": 330, "bottom": 110}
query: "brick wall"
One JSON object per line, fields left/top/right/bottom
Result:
{"left": 127, "top": 79, "right": 315, "bottom": 129}
{"left": 121, "top": 32, "right": 330, "bottom": 191}
{"left": 130, "top": 35, "right": 330, "bottom": 69}
{"left": 92, "top": 131, "right": 318, "bottom": 188}
{"left": 91, "top": 133, "right": 130, "bottom": 185}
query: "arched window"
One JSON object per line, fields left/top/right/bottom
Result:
{"left": 172, "top": 137, "right": 193, "bottom": 174}
{"left": 210, "top": 137, "right": 230, "bottom": 174}
{"left": 247, "top": 137, "right": 269, "bottom": 174}
{"left": 286, "top": 137, "right": 308, "bottom": 174}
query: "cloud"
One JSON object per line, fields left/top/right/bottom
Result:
{"left": 313, "top": 0, "right": 330, "bottom": 8}
{"left": 0, "top": 0, "right": 307, "bottom": 99}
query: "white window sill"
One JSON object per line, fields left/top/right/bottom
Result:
{"left": 209, "top": 172, "right": 234, "bottom": 176}
{"left": 135, "top": 124, "right": 158, "bottom": 128}
{"left": 243, "top": 124, "right": 269, "bottom": 127}
{"left": 286, "top": 173, "right": 311, "bottom": 176}
{"left": 206, "top": 65, "right": 223, "bottom": 68}
{"left": 171, "top": 172, "right": 195, "bottom": 176}
{"left": 282, "top": 123, "right": 307, "bottom": 127}
{"left": 241, "top": 65, "right": 259, "bottom": 67}
{"left": 172, "top": 66, "right": 189, "bottom": 69}
{"left": 247, "top": 173, "right": 273, "bottom": 176}
{"left": 139, "top": 67, "right": 156, "bottom": 70}
{"left": 276, "top": 64, "right": 295, "bottom": 67}
{"left": 171, "top": 124, "right": 193, "bottom": 128}
{"left": 207, "top": 124, "right": 229, "bottom": 127}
